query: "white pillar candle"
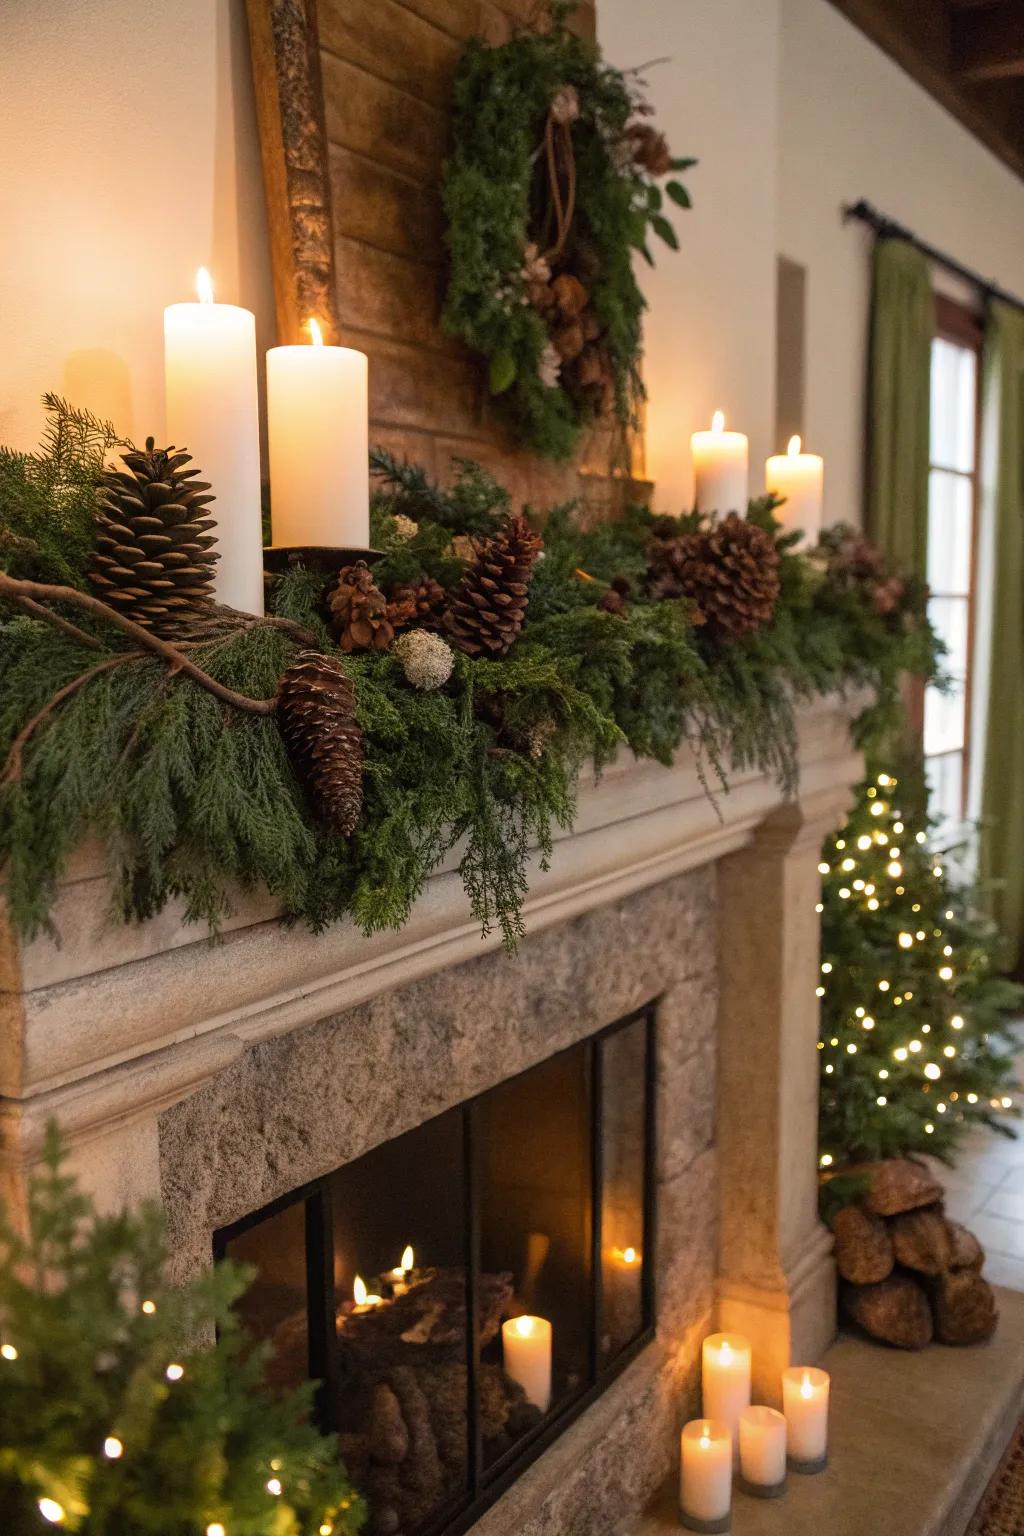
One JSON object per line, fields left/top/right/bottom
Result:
{"left": 680, "top": 1419, "right": 732, "bottom": 1532}
{"left": 701, "top": 1333, "right": 751, "bottom": 1445}
{"left": 765, "top": 435, "right": 824, "bottom": 542}
{"left": 267, "top": 319, "right": 369, "bottom": 549}
{"left": 164, "top": 268, "right": 263, "bottom": 615}
{"left": 691, "top": 411, "right": 749, "bottom": 516}
{"left": 501, "top": 1315, "right": 552, "bottom": 1412}
{"left": 739, "top": 1405, "right": 787, "bottom": 1495}
{"left": 782, "top": 1366, "right": 830, "bottom": 1470}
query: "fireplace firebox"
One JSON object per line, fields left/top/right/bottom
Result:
{"left": 214, "top": 1006, "right": 656, "bottom": 1536}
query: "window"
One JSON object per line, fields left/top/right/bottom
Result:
{"left": 925, "top": 297, "right": 982, "bottom": 841}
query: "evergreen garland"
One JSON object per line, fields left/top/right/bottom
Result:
{"left": 441, "top": 1, "right": 693, "bottom": 460}
{"left": 817, "top": 773, "right": 1023, "bottom": 1166}
{"left": 0, "top": 400, "right": 941, "bottom": 954}
{"left": 0, "top": 1126, "right": 364, "bottom": 1536}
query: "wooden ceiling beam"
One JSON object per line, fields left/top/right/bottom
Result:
{"left": 953, "top": 4, "right": 1024, "bottom": 81}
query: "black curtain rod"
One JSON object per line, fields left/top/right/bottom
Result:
{"left": 843, "top": 198, "right": 1024, "bottom": 316}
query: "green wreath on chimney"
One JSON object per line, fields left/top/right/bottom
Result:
{"left": 441, "top": 0, "right": 694, "bottom": 462}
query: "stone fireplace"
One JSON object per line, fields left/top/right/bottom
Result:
{"left": 0, "top": 694, "right": 863, "bottom": 1533}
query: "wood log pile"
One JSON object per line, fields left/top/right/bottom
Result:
{"left": 829, "top": 1158, "right": 998, "bottom": 1349}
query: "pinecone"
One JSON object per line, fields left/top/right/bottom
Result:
{"left": 444, "top": 514, "right": 542, "bottom": 658}
{"left": 647, "top": 512, "right": 780, "bottom": 639}
{"left": 277, "top": 650, "right": 363, "bottom": 837}
{"left": 328, "top": 561, "right": 395, "bottom": 652}
{"left": 388, "top": 576, "right": 447, "bottom": 631}
{"left": 89, "top": 438, "right": 219, "bottom": 637}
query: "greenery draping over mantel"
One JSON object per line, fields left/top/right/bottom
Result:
{"left": 0, "top": 400, "right": 940, "bottom": 952}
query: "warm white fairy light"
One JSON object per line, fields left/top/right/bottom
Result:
{"left": 867, "top": 898, "right": 879, "bottom": 910}
{"left": 937, "top": 1102, "right": 947, "bottom": 1113}
{"left": 870, "top": 802, "right": 885, "bottom": 817}
{"left": 893, "top": 996, "right": 903, "bottom": 1007}
{"left": 854, "top": 879, "right": 865, "bottom": 891}
{"left": 875, "top": 831, "right": 889, "bottom": 846}
{"left": 951, "top": 1015, "right": 964, "bottom": 1029}
{"left": 825, "top": 1064, "right": 834, "bottom": 1074}
{"left": 1003, "top": 1096, "right": 1014, "bottom": 1109}
{"left": 836, "top": 838, "right": 846, "bottom": 850}
{"left": 920, "top": 1022, "right": 930, "bottom": 1032}
{"left": 909, "top": 1040, "right": 922, "bottom": 1053}
{"left": 817, "top": 861, "right": 830, "bottom": 875}
{"left": 968, "top": 1093, "right": 978, "bottom": 1104}
{"left": 821, "top": 961, "right": 833, "bottom": 974}
{"left": 819, "top": 1153, "right": 833, "bottom": 1168}
{"left": 830, "top": 1037, "right": 839, "bottom": 1046}
{"left": 877, "top": 773, "right": 892, "bottom": 786}
{"left": 166, "top": 1363, "right": 184, "bottom": 1382}
{"left": 944, "top": 1046, "right": 956, "bottom": 1058}
{"left": 267, "top": 1478, "right": 283, "bottom": 1497}
{"left": 904, "top": 990, "right": 913, "bottom": 1000}
{"left": 925, "top": 1123, "right": 935, "bottom": 1134}
{"left": 817, "top": 1040, "right": 824, "bottom": 1050}
{"left": 1, "top": 1343, "right": 17, "bottom": 1361}
{"left": 877, "top": 1096, "right": 887, "bottom": 1106}
{"left": 912, "top": 903, "right": 921, "bottom": 913}
{"left": 38, "top": 1499, "right": 66, "bottom": 1524}
{"left": 878, "top": 979, "right": 890, "bottom": 991}
{"left": 898, "top": 932, "right": 913, "bottom": 949}
{"left": 855, "top": 1006, "right": 865, "bottom": 1017}
{"left": 878, "top": 1068, "right": 889, "bottom": 1079}
{"left": 924, "top": 1063, "right": 941, "bottom": 1080}
{"left": 893, "top": 821, "right": 904, "bottom": 834}
{"left": 894, "top": 1047, "right": 908, "bottom": 1062}
{"left": 847, "top": 1043, "right": 857, "bottom": 1054}
{"left": 916, "top": 831, "right": 927, "bottom": 844}
{"left": 864, "top": 883, "right": 876, "bottom": 895}
{"left": 857, "top": 834, "right": 872, "bottom": 850}
{"left": 839, "top": 887, "right": 851, "bottom": 899}
{"left": 206, "top": 1525, "right": 226, "bottom": 1536}
{"left": 862, "top": 1017, "right": 875, "bottom": 1030}
{"left": 938, "top": 965, "right": 954, "bottom": 981}
{"left": 943, "top": 944, "right": 953, "bottom": 956}
{"left": 887, "top": 861, "right": 902, "bottom": 878}
{"left": 815, "top": 901, "right": 823, "bottom": 913}
{"left": 104, "top": 1436, "right": 124, "bottom": 1459}
{"left": 841, "top": 857, "right": 855, "bottom": 872}
{"left": 945, "top": 909, "right": 954, "bottom": 919}
{"left": 896, "top": 885, "right": 905, "bottom": 894}
{"left": 141, "top": 1299, "right": 157, "bottom": 1315}
{"left": 816, "top": 985, "right": 825, "bottom": 997}
{"left": 867, "top": 786, "right": 877, "bottom": 797}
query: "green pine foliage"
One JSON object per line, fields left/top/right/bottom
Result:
{"left": 0, "top": 1125, "right": 365, "bottom": 1536}
{"left": 441, "top": 2, "right": 693, "bottom": 460}
{"left": 817, "top": 772, "right": 1023, "bottom": 1166}
{"left": 0, "top": 401, "right": 942, "bottom": 953}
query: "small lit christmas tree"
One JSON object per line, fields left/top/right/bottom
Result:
{"left": 817, "top": 769, "right": 1022, "bottom": 1168}
{"left": 0, "top": 1125, "right": 365, "bottom": 1536}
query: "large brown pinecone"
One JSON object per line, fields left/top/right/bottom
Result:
{"left": 328, "top": 561, "right": 395, "bottom": 653}
{"left": 89, "top": 438, "right": 219, "bottom": 637}
{"left": 444, "top": 514, "right": 542, "bottom": 658}
{"left": 277, "top": 650, "right": 363, "bottom": 837}
{"left": 647, "top": 512, "right": 780, "bottom": 639}
{"left": 388, "top": 576, "right": 447, "bottom": 631}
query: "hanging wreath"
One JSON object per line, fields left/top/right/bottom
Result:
{"left": 441, "top": 1, "right": 694, "bottom": 462}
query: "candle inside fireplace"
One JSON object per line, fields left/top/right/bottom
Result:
{"left": 352, "top": 1275, "right": 383, "bottom": 1311}
{"left": 502, "top": 1315, "right": 552, "bottom": 1412}
{"left": 691, "top": 410, "right": 749, "bottom": 515}
{"left": 163, "top": 267, "right": 263, "bottom": 615}
{"left": 266, "top": 318, "right": 369, "bottom": 549}
{"left": 701, "top": 1332, "right": 751, "bottom": 1445}
{"left": 680, "top": 1419, "right": 732, "bottom": 1531}
{"left": 782, "top": 1366, "right": 830, "bottom": 1469}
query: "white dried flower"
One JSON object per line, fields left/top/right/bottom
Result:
{"left": 537, "top": 342, "right": 562, "bottom": 390}
{"left": 520, "top": 242, "right": 551, "bottom": 287}
{"left": 550, "top": 84, "right": 580, "bottom": 125}
{"left": 392, "top": 513, "right": 417, "bottom": 543}
{"left": 395, "top": 629, "right": 455, "bottom": 691}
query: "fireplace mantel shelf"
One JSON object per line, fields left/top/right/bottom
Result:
{"left": 0, "top": 691, "right": 864, "bottom": 1155}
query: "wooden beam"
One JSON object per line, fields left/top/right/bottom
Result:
{"left": 953, "top": 3, "right": 1024, "bottom": 80}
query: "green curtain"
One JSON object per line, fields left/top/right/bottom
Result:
{"left": 866, "top": 238, "right": 933, "bottom": 580}
{"left": 978, "top": 300, "right": 1024, "bottom": 971}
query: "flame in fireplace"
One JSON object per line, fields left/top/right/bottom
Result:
{"left": 353, "top": 1275, "right": 367, "bottom": 1306}
{"left": 401, "top": 1245, "right": 414, "bottom": 1272}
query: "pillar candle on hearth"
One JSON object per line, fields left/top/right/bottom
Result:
{"left": 266, "top": 319, "right": 369, "bottom": 549}
{"left": 691, "top": 411, "right": 749, "bottom": 515}
{"left": 701, "top": 1332, "right": 751, "bottom": 1442}
{"left": 680, "top": 1419, "right": 732, "bottom": 1533}
{"left": 501, "top": 1315, "right": 552, "bottom": 1412}
{"left": 163, "top": 268, "right": 263, "bottom": 615}
{"left": 765, "top": 435, "right": 824, "bottom": 542}
{"left": 782, "top": 1366, "right": 830, "bottom": 1470}
{"left": 739, "top": 1405, "right": 787, "bottom": 1495}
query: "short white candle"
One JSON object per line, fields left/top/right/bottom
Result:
{"left": 680, "top": 1419, "right": 732, "bottom": 1531}
{"left": 164, "top": 268, "right": 264, "bottom": 615}
{"left": 782, "top": 1366, "right": 830, "bottom": 1469}
{"left": 267, "top": 319, "right": 369, "bottom": 549}
{"left": 701, "top": 1333, "right": 751, "bottom": 1445}
{"left": 739, "top": 1405, "right": 787, "bottom": 1493}
{"left": 502, "top": 1315, "right": 552, "bottom": 1412}
{"left": 765, "top": 435, "right": 824, "bottom": 542}
{"left": 691, "top": 411, "right": 749, "bottom": 515}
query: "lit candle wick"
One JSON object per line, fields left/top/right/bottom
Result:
{"left": 196, "top": 267, "right": 214, "bottom": 305}
{"left": 514, "top": 1316, "right": 533, "bottom": 1337}
{"left": 711, "top": 409, "right": 725, "bottom": 433}
{"left": 800, "top": 1372, "right": 813, "bottom": 1399}
{"left": 788, "top": 434, "right": 802, "bottom": 456}
{"left": 308, "top": 317, "right": 324, "bottom": 347}
{"left": 401, "top": 1245, "right": 414, "bottom": 1271}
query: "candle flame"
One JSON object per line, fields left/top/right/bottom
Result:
{"left": 196, "top": 267, "right": 214, "bottom": 305}
{"left": 308, "top": 317, "right": 324, "bottom": 347}
{"left": 719, "top": 1340, "right": 732, "bottom": 1363}
{"left": 788, "top": 434, "right": 802, "bottom": 456}
{"left": 353, "top": 1275, "right": 367, "bottom": 1306}
{"left": 513, "top": 1316, "right": 534, "bottom": 1337}
{"left": 800, "top": 1371, "right": 813, "bottom": 1399}
{"left": 401, "top": 1245, "right": 414, "bottom": 1271}
{"left": 711, "top": 410, "right": 725, "bottom": 433}
{"left": 622, "top": 1246, "right": 637, "bottom": 1265}
{"left": 699, "top": 1422, "right": 711, "bottom": 1449}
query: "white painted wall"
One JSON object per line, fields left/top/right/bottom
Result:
{"left": 0, "top": 0, "right": 274, "bottom": 454}
{"left": 778, "top": 0, "right": 1024, "bottom": 528}
{"left": 599, "top": 0, "right": 782, "bottom": 512}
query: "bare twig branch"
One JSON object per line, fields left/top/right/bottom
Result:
{"left": 0, "top": 573, "right": 279, "bottom": 715}
{"left": 13, "top": 595, "right": 104, "bottom": 651}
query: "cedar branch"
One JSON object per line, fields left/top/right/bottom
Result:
{"left": 1, "top": 653, "right": 142, "bottom": 785}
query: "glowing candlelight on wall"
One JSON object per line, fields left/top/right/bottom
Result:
{"left": 765, "top": 434, "right": 824, "bottom": 541}
{"left": 691, "top": 410, "right": 749, "bottom": 515}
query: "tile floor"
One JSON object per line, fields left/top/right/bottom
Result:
{"left": 925, "top": 1023, "right": 1024, "bottom": 1292}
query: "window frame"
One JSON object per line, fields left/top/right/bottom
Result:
{"left": 924, "top": 292, "right": 983, "bottom": 823}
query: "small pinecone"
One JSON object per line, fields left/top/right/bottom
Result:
{"left": 388, "top": 576, "right": 447, "bottom": 631}
{"left": 328, "top": 561, "right": 395, "bottom": 652}
{"left": 89, "top": 438, "right": 219, "bottom": 636}
{"left": 647, "top": 512, "right": 781, "bottom": 639}
{"left": 277, "top": 650, "right": 363, "bottom": 836}
{"left": 444, "top": 514, "right": 542, "bottom": 658}
{"left": 597, "top": 576, "right": 632, "bottom": 616}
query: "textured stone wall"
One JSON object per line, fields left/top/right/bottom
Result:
{"left": 159, "top": 867, "right": 718, "bottom": 1531}
{"left": 316, "top": 0, "right": 647, "bottom": 514}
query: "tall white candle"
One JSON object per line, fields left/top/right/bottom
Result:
{"left": 164, "top": 268, "right": 263, "bottom": 615}
{"left": 680, "top": 1419, "right": 732, "bottom": 1532}
{"left": 765, "top": 435, "right": 824, "bottom": 542}
{"left": 739, "top": 1405, "right": 787, "bottom": 1495}
{"left": 701, "top": 1333, "right": 751, "bottom": 1446}
{"left": 267, "top": 319, "right": 369, "bottom": 549}
{"left": 691, "top": 411, "right": 749, "bottom": 515}
{"left": 782, "top": 1366, "right": 830, "bottom": 1470}
{"left": 501, "top": 1315, "right": 552, "bottom": 1411}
